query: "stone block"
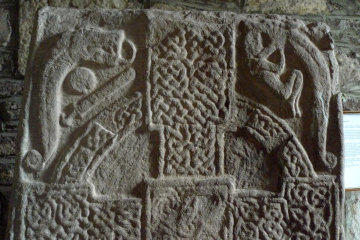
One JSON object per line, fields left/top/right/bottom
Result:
{"left": 0, "top": 8, "right": 12, "bottom": 47}
{"left": 244, "top": 0, "right": 328, "bottom": 15}
{"left": 0, "top": 96, "right": 22, "bottom": 122}
{"left": 0, "top": 134, "right": 16, "bottom": 156}
{"left": 7, "top": 8, "right": 344, "bottom": 239}
{"left": 0, "top": 79, "right": 23, "bottom": 98}
{"left": 0, "top": 157, "right": 15, "bottom": 185}
{"left": 18, "top": 0, "right": 143, "bottom": 76}
{"left": 0, "top": 49, "right": 14, "bottom": 77}
{"left": 0, "top": 95, "right": 21, "bottom": 132}
{"left": 327, "top": 0, "right": 360, "bottom": 16}
{"left": 0, "top": 189, "right": 11, "bottom": 240}
{"left": 148, "top": 0, "right": 242, "bottom": 11}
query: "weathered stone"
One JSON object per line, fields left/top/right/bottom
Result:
{"left": 0, "top": 8, "right": 12, "bottom": 47}
{"left": 327, "top": 0, "right": 360, "bottom": 16}
{"left": 18, "top": 0, "right": 143, "bottom": 75}
{"left": 337, "top": 53, "right": 360, "bottom": 111}
{"left": 0, "top": 134, "right": 16, "bottom": 156}
{"left": 149, "top": 0, "right": 241, "bottom": 11}
{"left": 324, "top": 16, "right": 360, "bottom": 52}
{"left": 0, "top": 188, "right": 11, "bottom": 240}
{"left": 323, "top": 16, "right": 360, "bottom": 111}
{"left": 0, "top": 79, "right": 23, "bottom": 98}
{"left": 0, "top": 96, "right": 22, "bottom": 122}
{"left": 0, "top": 157, "right": 15, "bottom": 185}
{"left": 0, "top": 49, "right": 14, "bottom": 77}
{"left": 8, "top": 8, "right": 344, "bottom": 239}
{"left": 1, "top": 120, "right": 18, "bottom": 132}
{"left": 0, "top": 96, "right": 21, "bottom": 132}
{"left": 244, "top": 0, "right": 328, "bottom": 15}
{"left": 345, "top": 191, "right": 360, "bottom": 240}
{"left": 150, "top": 3, "right": 186, "bottom": 11}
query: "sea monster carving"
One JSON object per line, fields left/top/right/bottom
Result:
{"left": 25, "top": 28, "right": 136, "bottom": 173}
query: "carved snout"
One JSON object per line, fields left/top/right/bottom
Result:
{"left": 77, "top": 29, "right": 136, "bottom": 66}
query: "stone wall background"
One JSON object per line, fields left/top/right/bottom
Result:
{"left": 1, "top": 0, "right": 360, "bottom": 238}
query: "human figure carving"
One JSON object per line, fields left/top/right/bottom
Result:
{"left": 248, "top": 40, "right": 303, "bottom": 117}
{"left": 238, "top": 18, "right": 337, "bottom": 169}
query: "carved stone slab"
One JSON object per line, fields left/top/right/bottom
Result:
{"left": 8, "top": 8, "right": 344, "bottom": 240}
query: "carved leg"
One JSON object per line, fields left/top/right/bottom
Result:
{"left": 287, "top": 69, "right": 303, "bottom": 117}
{"left": 257, "top": 70, "right": 302, "bottom": 117}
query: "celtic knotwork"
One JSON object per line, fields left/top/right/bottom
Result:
{"left": 113, "top": 92, "right": 142, "bottom": 133}
{"left": 244, "top": 108, "right": 316, "bottom": 178}
{"left": 244, "top": 109, "right": 288, "bottom": 151}
{"left": 148, "top": 21, "right": 234, "bottom": 177}
{"left": 147, "top": 178, "right": 230, "bottom": 240}
{"left": 23, "top": 185, "right": 141, "bottom": 240}
{"left": 162, "top": 123, "right": 217, "bottom": 176}
{"left": 149, "top": 24, "right": 233, "bottom": 127}
{"left": 229, "top": 196, "right": 289, "bottom": 240}
{"left": 227, "top": 94, "right": 316, "bottom": 181}
{"left": 54, "top": 122, "right": 117, "bottom": 183}
{"left": 279, "top": 140, "right": 315, "bottom": 178}
{"left": 282, "top": 177, "right": 337, "bottom": 239}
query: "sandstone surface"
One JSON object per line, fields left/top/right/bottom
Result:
{"left": 8, "top": 8, "right": 344, "bottom": 239}
{"left": 18, "top": 0, "right": 141, "bottom": 75}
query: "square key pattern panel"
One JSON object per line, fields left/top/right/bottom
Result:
{"left": 8, "top": 8, "right": 344, "bottom": 240}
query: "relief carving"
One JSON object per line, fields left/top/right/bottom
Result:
{"left": 148, "top": 20, "right": 234, "bottom": 177}
{"left": 8, "top": 9, "right": 344, "bottom": 240}
{"left": 237, "top": 17, "right": 339, "bottom": 170}
{"left": 229, "top": 197, "right": 289, "bottom": 240}
{"left": 27, "top": 28, "right": 136, "bottom": 168}
{"left": 22, "top": 185, "right": 141, "bottom": 240}
{"left": 282, "top": 177, "right": 338, "bottom": 239}
{"left": 146, "top": 178, "right": 231, "bottom": 240}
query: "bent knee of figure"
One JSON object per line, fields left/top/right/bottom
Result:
{"left": 257, "top": 71, "right": 288, "bottom": 97}
{"left": 288, "top": 69, "right": 303, "bottom": 117}
{"left": 288, "top": 69, "right": 303, "bottom": 89}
